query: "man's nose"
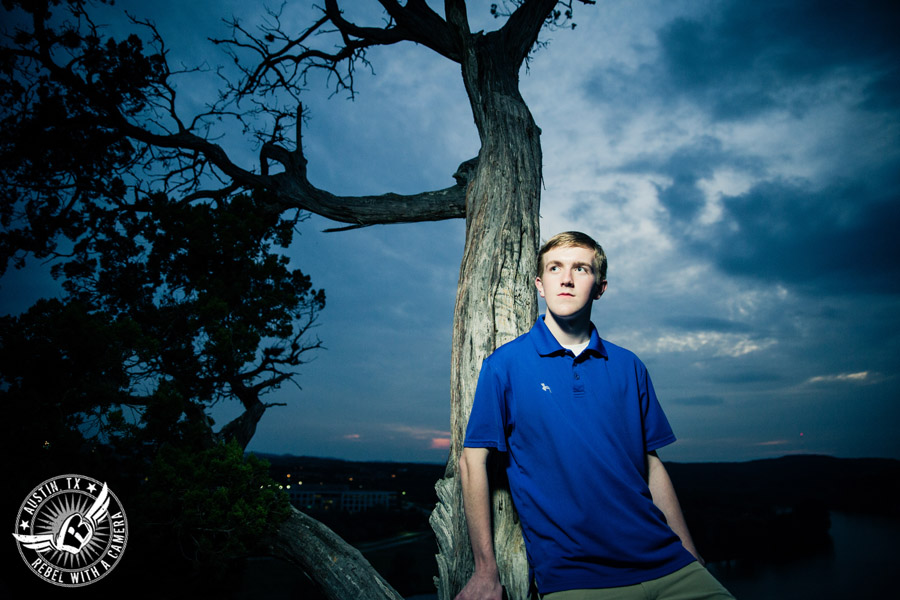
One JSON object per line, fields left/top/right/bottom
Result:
{"left": 561, "top": 269, "right": 574, "bottom": 285}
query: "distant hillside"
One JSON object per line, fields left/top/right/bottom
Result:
{"left": 254, "top": 454, "right": 900, "bottom": 511}
{"left": 252, "top": 453, "right": 445, "bottom": 506}
{"left": 667, "top": 454, "right": 900, "bottom": 516}
{"left": 666, "top": 455, "right": 900, "bottom": 562}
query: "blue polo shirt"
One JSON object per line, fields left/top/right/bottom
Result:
{"left": 464, "top": 317, "right": 695, "bottom": 593}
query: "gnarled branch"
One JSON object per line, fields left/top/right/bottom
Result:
{"left": 265, "top": 507, "right": 404, "bottom": 600}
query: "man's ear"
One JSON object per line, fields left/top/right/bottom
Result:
{"left": 594, "top": 280, "right": 608, "bottom": 300}
{"left": 535, "top": 276, "right": 545, "bottom": 298}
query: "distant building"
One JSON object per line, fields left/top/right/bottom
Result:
{"left": 288, "top": 486, "right": 398, "bottom": 513}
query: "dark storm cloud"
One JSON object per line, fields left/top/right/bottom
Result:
{"left": 617, "top": 136, "right": 764, "bottom": 221}
{"left": 627, "top": 140, "right": 900, "bottom": 294}
{"left": 624, "top": 136, "right": 900, "bottom": 287}
{"left": 697, "top": 175, "right": 900, "bottom": 293}
{"left": 656, "top": 0, "right": 900, "bottom": 120}
{"left": 583, "top": 0, "right": 900, "bottom": 120}
{"left": 628, "top": 137, "right": 724, "bottom": 221}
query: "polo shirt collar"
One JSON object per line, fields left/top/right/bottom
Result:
{"left": 530, "top": 315, "right": 608, "bottom": 359}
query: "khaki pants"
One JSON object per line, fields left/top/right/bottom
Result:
{"left": 542, "top": 562, "right": 735, "bottom": 600}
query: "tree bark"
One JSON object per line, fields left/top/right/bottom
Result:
{"left": 431, "top": 28, "right": 542, "bottom": 600}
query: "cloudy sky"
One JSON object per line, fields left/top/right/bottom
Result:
{"left": 4, "top": 0, "right": 899, "bottom": 464}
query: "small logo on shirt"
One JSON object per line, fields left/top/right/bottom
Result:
{"left": 540, "top": 383, "right": 552, "bottom": 393}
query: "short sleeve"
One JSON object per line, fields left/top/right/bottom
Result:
{"left": 463, "top": 358, "right": 509, "bottom": 452}
{"left": 641, "top": 364, "right": 677, "bottom": 452}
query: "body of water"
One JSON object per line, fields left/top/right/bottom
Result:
{"left": 708, "top": 512, "right": 898, "bottom": 599}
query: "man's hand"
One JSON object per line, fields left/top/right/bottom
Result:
{"left": 454, "top": 569, "right": 504, "bottom": 600}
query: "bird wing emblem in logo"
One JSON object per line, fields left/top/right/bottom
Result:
{"left": 11, "top": 531, "right": 55, "bottom": 553}
{"left": 13, "top": 482, "right": 110, "bottom": 555}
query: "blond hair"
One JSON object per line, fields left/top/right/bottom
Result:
{"left": 537, "top": 231, "right": 607, "bottom": 285}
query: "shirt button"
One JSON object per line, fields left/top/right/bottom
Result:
{"left": 574, "top": 373, "right": 580, "bottom": 380}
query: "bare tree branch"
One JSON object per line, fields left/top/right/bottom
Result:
{"left": 500, "top": 0, "right": 562, "bottom": 62}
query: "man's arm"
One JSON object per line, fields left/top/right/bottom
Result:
{"left": 455, "top": 446, "right": 504, "bottom": 600}
{"left": 647, "top": 451, "right": 704, "bottom": 565}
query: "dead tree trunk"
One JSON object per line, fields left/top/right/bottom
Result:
{"left": 431, "top": 25, "right": 543, "bottom": 600}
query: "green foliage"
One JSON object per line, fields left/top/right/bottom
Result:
{"left": 141, "top": 439, "right": 291, "bottom": 571}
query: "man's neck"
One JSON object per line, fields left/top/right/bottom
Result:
{"left": 543, "top": 310, "right": 593, "bottom": 347}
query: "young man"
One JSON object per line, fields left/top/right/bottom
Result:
{"left": 457, "top": 232, "right": 734, "bottom": 600}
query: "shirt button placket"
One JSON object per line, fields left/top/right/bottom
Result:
{"left": 573, "top": 361, "right": 585, "bottom": 396}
